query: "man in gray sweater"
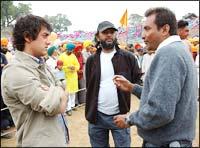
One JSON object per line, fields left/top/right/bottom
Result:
{"left": 113, "top": 7, "right": 198, "bottom": 147}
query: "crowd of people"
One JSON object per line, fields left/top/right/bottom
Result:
{"left": 0, "top": 7, "right": 199, "bottom": 147}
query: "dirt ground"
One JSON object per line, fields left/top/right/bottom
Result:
{"left": 1, "top": 95, "right": 199, "bottom": 147}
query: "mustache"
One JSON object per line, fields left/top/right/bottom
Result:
{"left": 105, "top": 38, "right": 113, "bottom": 41}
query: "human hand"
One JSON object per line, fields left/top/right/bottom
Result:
{"left": 113, "top": 115, "right": 130, "bottom": 128}
{"left": 113, "top": 75, "right": 134, "bottom": 92}
{"left": 40, "top": 84, "right": 49, "bottom": 91}
{"left": 57, "top": 65, "right": 63, "bottom": 70}
{"left": 68, "top": 66, "right": 75, "bottom": 71}
{"left": 1, "top": 64, "right": 5, "bottom": 67}
{"left": 78, "top": 70, "right": 83, "bottom": 74}
{"left": 113, "top": 114, "right": 130, "bottom": 128}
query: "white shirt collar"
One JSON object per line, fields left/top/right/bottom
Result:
{"left": 156, "top": 35, "right": 181, "bottom": 54}
{"left": 101, "top": 47, "right": 116, "bottom": 54}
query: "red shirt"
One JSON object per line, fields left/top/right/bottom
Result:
{"left": 75, "top": 53, "right": 84, "bottom": 80}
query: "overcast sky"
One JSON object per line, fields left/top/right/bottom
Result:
{"left": 13, "top": 1, "right": 199, "bottom": 33}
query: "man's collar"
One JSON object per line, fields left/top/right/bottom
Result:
{"left": 15, "top": 51, "right": 45, "bottom": 68}
{"left": 156, "top": 35, "right": 181, "bottom": 54}
{"left": 22, "top": 52, "right": 45, "bottom": 64}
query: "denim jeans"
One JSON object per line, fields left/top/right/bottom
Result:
{"left": 88, "top": 111, "right": 131, "bottom": 147}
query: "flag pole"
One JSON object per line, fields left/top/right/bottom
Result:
{"left": 126, "top": 25, "right": 128, "bottom": 44}
{"left": 120, "top": 9, "right": 128, "bottom": 46}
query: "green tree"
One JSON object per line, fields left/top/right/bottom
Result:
{"left": 1, "top": 1, "right": 32, "bottom": 27}
{"left": 44, "top": 13, "right": 72, "bottom": 32}
{"left": 182, "top": 13, "right": 198, "bottom": 20}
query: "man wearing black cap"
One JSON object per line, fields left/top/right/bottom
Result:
{"left": 85, "top": 21, "right": 141, "bottom": 147}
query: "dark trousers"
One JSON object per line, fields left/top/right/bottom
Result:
{"left": 75, "top": 78, "right": 86, "bottom": 104}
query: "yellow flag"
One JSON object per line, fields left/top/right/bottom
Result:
{"left": 120, "top": 9, "right": 128, "bottom": 27}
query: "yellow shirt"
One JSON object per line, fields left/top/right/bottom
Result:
{"left": 59, "top": 53, "right": 80, "bottom": 93}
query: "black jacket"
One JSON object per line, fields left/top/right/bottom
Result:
{"left": 85, "top": 45, "right": 141, "bottom": 123}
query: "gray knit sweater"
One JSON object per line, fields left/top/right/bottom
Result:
{"left": 130, "top": 41, "right": 198, "bottom": 145}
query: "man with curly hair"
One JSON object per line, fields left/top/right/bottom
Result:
{"left": 1, "top": 14, "right": 69, "bottom": 147}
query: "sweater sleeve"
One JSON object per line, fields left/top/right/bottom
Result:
{"left": 129, "top": 52, "right": 187, "bottom": 130}
{"left": 132, "top": 84, "right": 143, "bottom": 99}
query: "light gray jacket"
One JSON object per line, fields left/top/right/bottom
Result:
{"left": 1, "top": 51, "right": 67, "bottom": 147}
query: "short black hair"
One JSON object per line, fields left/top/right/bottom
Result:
{"left": 13, "top": 14, "right": 52, "bottom": 51}
{"left": 177, "top": 20, "right": 189, "bottom": 29}
{"left": 145, "top": 7, "right": 177, "bottom": 35}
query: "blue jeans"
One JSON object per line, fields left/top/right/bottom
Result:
{"left": 88, "top": 111, "right": 131, "bottom": 147}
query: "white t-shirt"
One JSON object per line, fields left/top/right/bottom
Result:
{"left": 98, "top": 49, "right": 120, "bottom": 115}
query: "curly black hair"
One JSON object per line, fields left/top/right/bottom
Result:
{"left": 12, "top": 14, "right": 52, "bottom": 51}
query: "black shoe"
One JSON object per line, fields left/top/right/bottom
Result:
{"left": 72, "top": 107, "right": 77, "bottom": 111}
{"left": 66, "top": 110, "right": 72, "bottom": 116}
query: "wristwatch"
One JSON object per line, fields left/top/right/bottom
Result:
{"left": 125, "top": 115, "right": 132, "bottom": 126}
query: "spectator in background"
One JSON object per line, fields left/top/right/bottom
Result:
{"left": 58, "top": 43, "right": 67, "bottom": 54}
{"left": 82, "top": 40, "right": 93, "bottom": 63}
{"left": 90, "top": 45, "right": 97, "bottom": 54}
{"left": 55, "top": 60, "right": 65, "bottom": 82}
{"left": 134, "top": 43, "right": 144, "bottom": 69}
{"left": 59, "top": 43, "right": 80, "bottom": 116}
{"left": 82, "top": 40, "right": 93, "bottom": 79}
{"left": 74, "top": 44, "right": 86, "bottom": 106}
{"left": 46, "top": 45, "right": 59, "bottom": 74}
{"left": 177, "top": 20, "right": 193, "bottom": 57}
{"left": 141, "top": 49, "right": 155, "bottom": 81}
{"left": 190, "top": 37, "right": 199, "bottom": 61}
{"left": 1, "top": 38, "right": 15, "bottom": 63}
{"left": 1, "top": 52, "right": 14, "bottom": 134}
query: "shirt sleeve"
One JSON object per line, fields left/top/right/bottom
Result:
{"left": 129, "top": 53, "right": 187, "bottom": 130}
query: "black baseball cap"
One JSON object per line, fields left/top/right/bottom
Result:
{"left": 97, "top": 21, "right": 118, "bottom": 32}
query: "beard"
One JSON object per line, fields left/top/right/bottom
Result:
{"left": 100, "top": 38, "right": 117, "bottom": 49}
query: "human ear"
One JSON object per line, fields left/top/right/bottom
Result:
{"left": 24, "top": 31, "right": 32, "bottom": 43}
{"left": 162, "top": 24, "right": 170, "bottom": 36}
